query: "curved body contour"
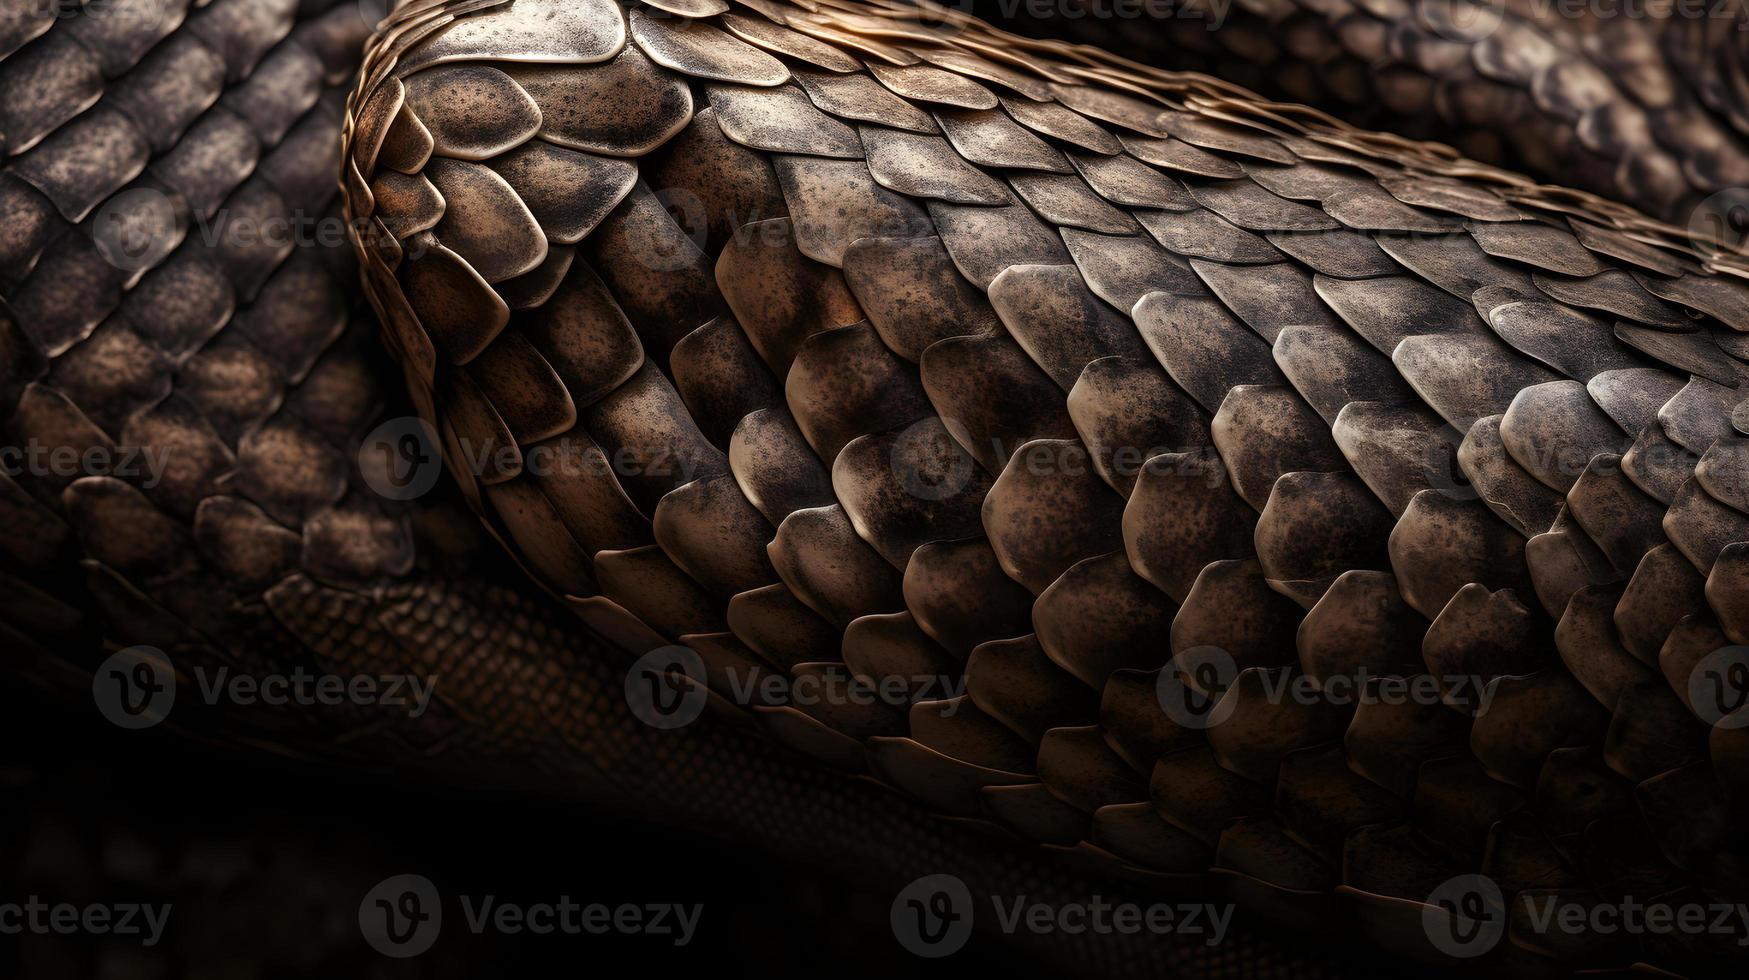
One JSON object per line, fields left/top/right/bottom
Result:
{"left": 1, "top": 0, "right": 1748, "bottom": 974}
{"left": 976, "top": 0, "right": 1749, "bottom": 224}
{"left": 343, "top": 0, "right": 1749, "bottom": 973}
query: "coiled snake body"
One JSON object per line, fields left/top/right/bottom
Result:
{"left": 3, "top": 0, "right": 1749, "bottom": 975}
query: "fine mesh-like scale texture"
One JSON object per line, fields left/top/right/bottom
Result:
{"left": 0, "top": 5, "right": 1378, "bottom": 976}
{"left": 345, "top": 0, "right": 1749, "bottom": 972}
{"left": 979, "top": 0, "right": 1749, "bottom": 225}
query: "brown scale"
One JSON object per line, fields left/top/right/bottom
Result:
{"left": 7, "top": 0, "right": 1749, "bottom": 975}
{"left": 1006, "top": 0, "right": 1749, "bottom": 222}
{"left": 344, "top": 1, "right": 1749, "bottom": 968}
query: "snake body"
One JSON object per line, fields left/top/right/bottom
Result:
{"left": 4, "top": 0, "right": 1749, "bottom": 975}
{"left": 978, "top": 0, "right": 1749, "bottom": 224}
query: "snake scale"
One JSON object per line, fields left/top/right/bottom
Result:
{"left": 977, "top": 0, "right": 1749, "bottom": 224}
{"left": 3, "top": 0, "right": 1749, "bottom": 975}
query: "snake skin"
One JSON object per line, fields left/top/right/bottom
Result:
{"left": 3, "top": 0, "right": 1749, "bottom": 974}
{"left": 0, "top": 3, "right": 1392, "bottom": 977}
{"left": 342, "top": 0, "right": 1749, "bottom": 973}
{"left": 978, "top": 0, "right": 1749, "bottom": 226}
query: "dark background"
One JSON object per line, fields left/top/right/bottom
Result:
{"left": 0, "top": 685, "right": 1049, "bottom": 978}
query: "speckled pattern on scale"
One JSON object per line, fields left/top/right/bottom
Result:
{"left": 980, "top": 0, "right": 1749, "bottom": 225}
{"left": 341, "top": 0, "right": 1749, "bottom": 973}
{"left": 6, "top": 0, "right": 1749, "bottom": 974}
{"left": 0, "top": 4, "right": 1390, "bottom": 977}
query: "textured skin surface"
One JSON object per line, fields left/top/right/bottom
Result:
{"left": 5, "top": 0, "right": 1749, "bottom": 974}
{"left": 344, "top": 0, "right": 1749, "bottom": 973}
{"left": 978, "top": 0, "right": 1749, "bottom": 225}
{"left": 0, "top": 4, "right": 1381, "bottom": 977}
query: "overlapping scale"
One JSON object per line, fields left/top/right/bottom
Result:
{"left": 345, "top": 3, "right": 1749, "bottom": 976}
